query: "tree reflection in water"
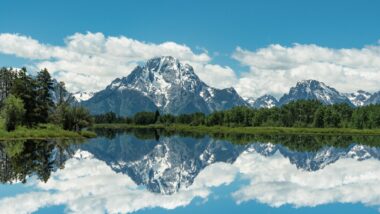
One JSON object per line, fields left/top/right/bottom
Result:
{"left": 0, "top": 139, "right": 82, "bottom": 184}
{"left": 94, "top": 127, "right": 380, "bottom": 152}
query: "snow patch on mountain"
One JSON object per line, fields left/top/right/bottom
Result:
{"left": 244, "top": 97, "right": 256, "bottom": 107}
{"left": 73, "top": 91, "right": 95, "bottom": 102}
{"left": 343, "top": 90, "right": 372, "bottom": 106}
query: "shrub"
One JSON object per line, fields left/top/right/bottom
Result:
{"left": 1, "top": 95, "right": 25, "bottom": 131}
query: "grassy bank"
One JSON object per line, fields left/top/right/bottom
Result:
{"left": 93, "top": 123, "right": 380, "bottom": 136}
{"left": 0, "top": 123, "right": 96, "bottom": 140}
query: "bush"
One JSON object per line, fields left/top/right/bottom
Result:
{"left": 58, "top": 105, "right": 93, "bottom": 131}
{"left": 1, "top": 95, "right": 25, "bottom": 131}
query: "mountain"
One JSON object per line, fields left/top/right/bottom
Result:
{"left": 365, "top": 91, "right": 380, "bottom": 105}
{"left": 83, "top": 56, "right": 247, "bottom": 116}
{"left": 343, "top": 90, "right": 372, "bottom": 106}
{"left": 248, "top": 94, "right": 278, "bottom": 108}
{"left": 279, "top": 80, "right": 353, "bottom": 106}
{"left": 73, "top": 91, "right": 95, "bottom": 102}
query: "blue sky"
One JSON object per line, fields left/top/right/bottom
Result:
{"left": 1, "top": 0, "right": 380, "bottom": 97}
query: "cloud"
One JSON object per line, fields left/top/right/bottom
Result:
{"left": 192, "top": 64, "right": 238, "bottom": 89}
{"left": 233, "top": 43, "right": 380, "bottom": 98}
{"left": 0, "top": 33, "right": 54, "bottom": 59}
{"left": 2, "top": 32, "right": 380, "bottom": 98}
{"left": 0, "top": 32, "right": 237, "bottom": 92}
{"left": 232, "top": 150, "right": 380, "bottom": 209}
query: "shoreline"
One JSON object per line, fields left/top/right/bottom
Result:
{"left": 92, "top": 123, "right": 380, "bottom": 136}
{"left": 0, "top": 124, "right": 96, "bottom": 140}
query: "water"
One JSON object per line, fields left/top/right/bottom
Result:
{"left": 1, "top": 129, "right": 380, "bottom": 214}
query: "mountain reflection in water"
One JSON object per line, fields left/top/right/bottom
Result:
{"left": 1, "top": 129, "right": 380, "bottom": 214}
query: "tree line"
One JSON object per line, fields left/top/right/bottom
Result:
{"left": 0, "top": 67, "right": 92, "bottom": 131}
{"left": 94, "top": 100, "right": 380, "bottom": 129}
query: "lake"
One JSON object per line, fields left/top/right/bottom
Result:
{"left": 1, "top": 129, "right": 380, "bottom": 214}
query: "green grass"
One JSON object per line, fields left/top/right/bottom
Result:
{"left": 0, "top": 122, "right": 96, "bottom": 140}
{"left": 92, "top": 123, "right": 380, "bottom": 136}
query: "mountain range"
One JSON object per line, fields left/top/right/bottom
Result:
{"left": 65, "top": 56, "right": 380, "bottom": 115}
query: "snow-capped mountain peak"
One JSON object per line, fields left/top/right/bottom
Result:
{"left": 279, "top": 79, "right": 353, "bottom": 106}
{"left": 83, "top": 56, "right": 247, "bottom": 116}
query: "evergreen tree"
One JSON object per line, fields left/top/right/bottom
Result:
{"left": 313, "top": 107, "right": 325, "bottom": 128}
{"left": 10, "top": 68, "right": 39, "bottom": 127}
{"left": 0, "top": 67, "right": 16, "bottom": 106}
{"left": 36, "top": 68, "right": 54, "bottom": 123}
{"left": 154, "top": 110, "right": 160, "bottom": 123}
{"left": 55, "top": 81, "right": 74, "bottom": 105}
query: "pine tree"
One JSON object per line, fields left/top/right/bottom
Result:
{"left": 154, "top": 110, "right": 160, "bottom": 123}
{"left": 313, "top": 107, "right": 325, "bottom": 128}
{"left": 0, "top": 67, "right": 16, "bottom": 106}
{"left": 10, "top": 68, "right": 39, "bottom": 127}
{"left": 36, "top": 68, "right": 54, "bottom": 123}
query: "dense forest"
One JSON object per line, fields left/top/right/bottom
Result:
{"left": 94, "top": 100, "right": 380, "bottom": 129}
{"left": 0, "top": 67, "right": 92, "bottom": 132}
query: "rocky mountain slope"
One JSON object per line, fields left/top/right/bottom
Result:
{"left": 365, "top": 91, "right": 380, "bottom": 105}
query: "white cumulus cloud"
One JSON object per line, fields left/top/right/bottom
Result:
{"left": 232, "top": 150, "right": 380, "bottom": 210}
{"left": 233, "top": 43, "right": 380, "bottom": 98}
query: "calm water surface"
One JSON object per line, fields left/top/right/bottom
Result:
{"left": 1, "top": 129, "right": 380, "bottom": 214}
